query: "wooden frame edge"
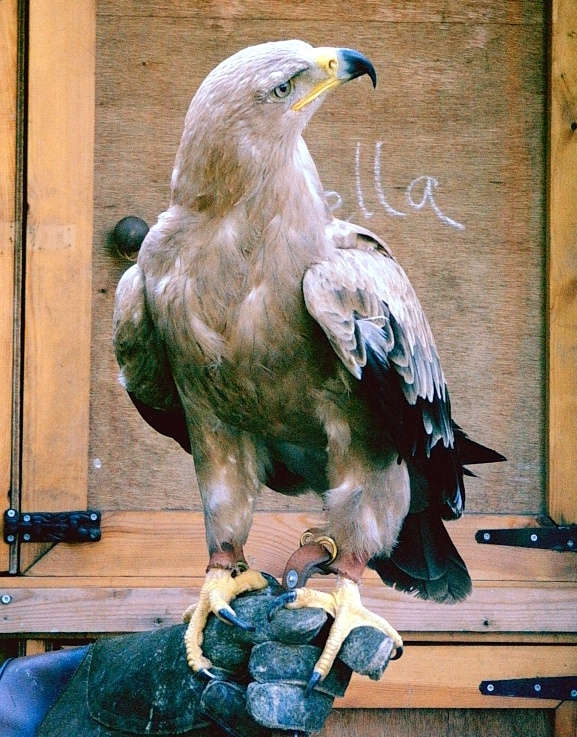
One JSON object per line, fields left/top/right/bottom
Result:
{"left": 547, "top": 0, "right": 577, "bottom": 524}
{"left": 19, "top": 0, "right": 95, "bottom": 575}
{"left": 0, "top": 0, "right": 18, "bottom": 573}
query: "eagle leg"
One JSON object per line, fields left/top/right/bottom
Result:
{"left": 270, "top": 553, "right": 403, "bottom": 692}
{"left": 183, "top": 553, "right": 268, "bottom": 673}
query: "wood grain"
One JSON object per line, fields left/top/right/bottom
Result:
{"left": 554, "top": 701, "right": 577, "bottom": 737}
{"left": 548, "top": 0, "right": 577, "bottom": 525}
{"left": 97, "top": 1, "right": 543, "bottom": 24}
{"left": 1, "top": 580, "right": 575, "bottom": 635}
{"left": 321, "top": 709, "right": 552, "bottom": 737}
{"left": 23, "top": 639, "right": 47, "bottom": 656}
{"left": 20, "top": 0, "right": 95, "bottom": 571}
{"left": 0, "top": 0, "right": 17, "bottom": 574}
{"left": 336, "top": 644, "right": 576, "bottom": 708}
{"left": 24, "top": 511, "right": 577, "bottom": 584}
{"left": 0, "top": 587, "right": 571, "bottom": 712}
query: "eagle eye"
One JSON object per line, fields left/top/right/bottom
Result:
{"left": 271, "top": 79, "right": 293, "bottom": 100}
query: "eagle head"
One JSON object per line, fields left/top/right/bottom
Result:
{"left": 171, "top": 40, "right": 376, "bottom": 210}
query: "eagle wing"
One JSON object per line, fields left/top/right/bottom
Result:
{"left": 113, "top": 263, "right": 191, "bottom": 452}
{"left": 305, "top": 219, "right": 456, "bottom": 496}
{"left": 304, "top": 220, "right": 479, "bottom": 602}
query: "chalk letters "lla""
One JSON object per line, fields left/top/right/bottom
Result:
{"left": 352, "top": 141, "right": 465, "bottom": 230}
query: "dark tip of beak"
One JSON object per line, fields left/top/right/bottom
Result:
{"left": 340, "top": 48, "right": 377, "bottom": 88}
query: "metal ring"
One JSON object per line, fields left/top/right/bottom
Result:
{"left": 315, "top": 536, "right": 338, "bottom": 563}
{"left": 299, "top": 531, "right": 338, "bottom": 564}
{"left": 300, "top": 530, "right": 315, "bottom": 547}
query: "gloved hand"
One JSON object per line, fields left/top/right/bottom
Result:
{"left": 34, "top": 573, "right": 395, "bottom": 737}
{"left": 200, "top": 573, "right": 395, "bottom": 736}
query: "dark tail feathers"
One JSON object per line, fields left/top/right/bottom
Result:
{"left": 369, "top": 507, "right": 472, "bottom": 604}
{"left": 453, "top": 422, "right": 506, "bottom": 468}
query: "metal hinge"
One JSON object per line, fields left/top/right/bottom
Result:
{"left": 475, "top": 519, "right": 577, "bottom": 552}
{"left": 3, "top": 509, "right": 101, "bottom": 544}
{"left": 480, "top": 677, "right": 577, "bottom": 701}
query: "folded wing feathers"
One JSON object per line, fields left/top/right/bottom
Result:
{"left": 304, "top": 243, "right": 452, "bottom": 455}
{"left": 113, "top": 264, "right": 181, "bottom": 412}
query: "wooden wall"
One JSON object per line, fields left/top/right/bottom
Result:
{"left": 90, "top": 0, "right": 546, "bottom": 517}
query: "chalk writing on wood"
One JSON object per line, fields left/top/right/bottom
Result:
{"left": 349, "top": 142, "right": 465, "bottom": 230}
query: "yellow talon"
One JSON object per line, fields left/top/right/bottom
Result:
{"left": 284, "top": 577, "right": 403, "bottom": 682}
{"left": 183, "top": 568, "right": 268, "bottom": 671}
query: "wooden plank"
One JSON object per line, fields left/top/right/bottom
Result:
{"left": 20, "top": 0, "right": 95, "bottom": 572}
{"left": 0, "top": 582, "right": 575, "bottom": 635}
{"left": 0, "top": 0, "right": 17, "bottom": 573}
{"left": 24, "top": 639, "right": 47, "bottom": 656}
{"left": 97, "top": 0, "right": 542, "bottom": 24}
{"left": 337, "top": 645, "right": 576, "bottom": 709}
{"left": 548, "top": 0, "right": 577, "bottom": 525}
{"left": 25, "top": 512, "right": 577, "bottom": 583}
{"left": 554, "top": 701, "right": 577, "bottom": 737}
{"left": 0, "top": 591, "right": 572, "bottom": 712}
{"left": 322, "top": 709, "right": 552, "bottom": 737}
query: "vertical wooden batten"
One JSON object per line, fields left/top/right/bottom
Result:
{"left": 549, "top": 5, "right": 577, "bottom": 732}
{"left": 21, "top": 0, "right": 95, "bottom": 570}
{"left": 0, "top": 0, "right": 18, "bottom": 573}
{"left": 548, "top": 0, "right": 577, "bottom": 525}
{"left": 554, "top": 701, "right": 577, "bottom": 737}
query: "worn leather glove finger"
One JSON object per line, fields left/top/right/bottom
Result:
{"left": 337, "top": 625, "right": 396, "bottom": 681}
{"left": 202, "top": 574, "right": 327, "bottom": 676}
{"left": 245, "top": 626, "right": 395, "bottom": 733}
{"left": 245, "top": 641, "right": 349, "bottom": 734}
{"left": 201, "top": 679, "right": 272, "bottom": 737}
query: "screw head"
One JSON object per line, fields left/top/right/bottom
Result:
{"left": 570, "top": 689, "right": 577, "bottom": 699}
{"left": 530, "top": 533, "right": 538, "bottom": 542}
{"left": 486, "top": 683, "right": 494, "bottom": 692}
{"left": 534, "top": 683, "right": 541, "bottom": 692}
{"left": 6, "top": 509, "right": 16, "bottom": 518}
{"left": 285, "top": 569, "right": 299, "bottom": 589}
{"left": 567, "top": 540, "right": 574, "bottom": 548}
{"left": 22, "top": 533, "right": 31, "bottom": 542}
{"left": 1, "top": 594, "right": 12, "bottom": 605}
{"left": 6, "top": 535, "right": 15, "bottom": 543}
{"left": 90, "top": 513, "right": 98, "bottom": 522}
{"left": 23, "top": 514, "right": 30, "bottom": 523}
{"left": 483, "top": 532, "right": 491, "bottom": 541}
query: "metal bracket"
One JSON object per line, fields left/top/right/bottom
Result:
{"left": 480, "top": 677, "right": 577, "bottom": 701}
{"left": 475, "top": 522, "right": 577, "bottom": 552}
{"left": 3, "top": 509, "right": 101, "bottom": 544}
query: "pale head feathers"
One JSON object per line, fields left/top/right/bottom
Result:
{"left": 171, "top": 41, "right": 339, "bottom": 211}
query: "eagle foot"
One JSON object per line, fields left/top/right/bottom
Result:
{"left": 269, "top": 577, "right": 403, "bottom": 693}
{"left": 183, "top": 567, "right": 268, "bottom": 672}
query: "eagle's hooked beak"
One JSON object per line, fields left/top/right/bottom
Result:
{"left": 292, "top": 47, "right": 377, "bottom": 112}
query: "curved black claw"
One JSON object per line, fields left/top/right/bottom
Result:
{"left": 305, "top": 670, "right": 323, "bottom": 697}
{"left": 217, "top": 607, "right": 255, "bottom": 631}
{"left": 391, "top": 645, "right": 404, "bottom": 661}
{"left": 197, "top": 667, "right": 218, "bottom": 681}
{"left": 197, "top": 666, "right": 234, "bottom": 683}
{"left": 267, "top": 590, "right": 298, "bottom": 622}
